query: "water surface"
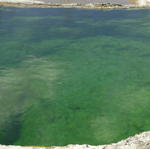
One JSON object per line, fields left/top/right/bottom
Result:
{"left": 0, "top": 7, "right": 150, "bottom": 146}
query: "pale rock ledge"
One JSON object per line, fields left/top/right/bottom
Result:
{"left": 138, "top": 0, "right": 150, "bottom": 6}
{"left": 0, "top": 131, "right": 150, "bottom": 149}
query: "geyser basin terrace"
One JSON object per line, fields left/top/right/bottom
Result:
{"left": 0, "top": 7, "right": 150, "bottom": 146}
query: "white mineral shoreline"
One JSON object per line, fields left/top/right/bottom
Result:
{"left": 0, "top": 0, "right": 44, "bottom": 4}
{"left": 0, "top": 131, "right": 150, "bottom": 149}
{"left": 0, "top": 0, "right": 150, "bottom": 9}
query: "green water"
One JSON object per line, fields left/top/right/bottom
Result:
{"left": 0, "top": 7, "right": 150, "bottom": 146}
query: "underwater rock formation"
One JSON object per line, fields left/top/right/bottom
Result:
{"left": 0, "top": 131, "right": 150, "bottom": 149}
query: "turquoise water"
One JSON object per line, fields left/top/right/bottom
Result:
{"left": 0, "top": 7, "right": 150, "bottom": 146}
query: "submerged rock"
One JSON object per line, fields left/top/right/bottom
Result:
{"left": 0, "top": 131, "right": 150, "bottom": 149}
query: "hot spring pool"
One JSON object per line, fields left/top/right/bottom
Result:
{"left": 0, "top": 6, "right": 150, "bottom": 146}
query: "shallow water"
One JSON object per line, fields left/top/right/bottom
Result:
{"left": 0, "top": 7, "right": 150, "bottom": 146}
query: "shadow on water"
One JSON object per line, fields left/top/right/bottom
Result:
{"left": 0, "top": 113, "right": 22, "bottom": 145}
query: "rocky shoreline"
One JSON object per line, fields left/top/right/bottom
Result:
{"left": 0, "top": 1, "right": 150, "bottom": 9}
{"left": 0, "top": 131, "right": 150, "bottom": 149}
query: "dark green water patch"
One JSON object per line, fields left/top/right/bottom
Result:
{"left": 0, "top": 113, "right": 22, "bottom": 145}
{"left": 0, "top": 7, "right": 150, "bottom": 146}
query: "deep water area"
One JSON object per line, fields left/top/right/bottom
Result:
{"left": 0, "top": 6, "right": 150, "bottom": 146}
